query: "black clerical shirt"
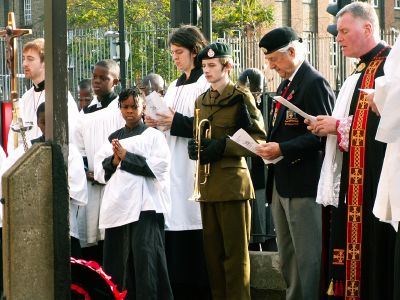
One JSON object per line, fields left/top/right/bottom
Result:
{"left": 84, "top": 92, "right": 118, "bottom": 114}
{"left": 102, "top": 121, "right": 155, "bottom": 181}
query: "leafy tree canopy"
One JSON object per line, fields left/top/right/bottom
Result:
{"left": 212, "top": 0, "right": 274, "bottom": 36}
{"left": 67, "top": 0, "right": 170, "bottom": 28}
{"left": 67, "top": 0, "right": 274, "bottom": 33}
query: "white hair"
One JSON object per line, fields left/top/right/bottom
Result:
{"left": 276, "top": 40, "right": 306, "bottom": 60}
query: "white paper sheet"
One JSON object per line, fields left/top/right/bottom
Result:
{"left": 359, "top": 88, "right": 375, "bottom": 95}
{"left": 145, "top": 91, "right": 169, "bottom": 120}
{"left": 273, "top": 96, "right": 317, "bottom": 122}
{"left": 230, "top": 128, "right": 283, "bottom": 164}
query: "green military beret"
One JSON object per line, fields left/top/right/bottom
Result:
{"left": 259, "top": 27, "right": 302, "bottom": 54}
{"left": 198, "top": 42, "right": 232, "bottom": 62}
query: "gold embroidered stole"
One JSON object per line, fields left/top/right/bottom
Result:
{"left": 344, "top": 54, "right": 386, "bottom": 299}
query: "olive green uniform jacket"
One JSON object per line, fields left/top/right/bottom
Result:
{"left": 195, "top": 81, "right": 266, "bottom": 202}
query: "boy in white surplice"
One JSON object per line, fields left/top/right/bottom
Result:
{"left": 94, "top": 87, "right": 173, "bottom": 299}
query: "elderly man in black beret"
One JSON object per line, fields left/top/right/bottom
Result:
{"left": 255, "top": 27, "right": 335, "bottom": 300}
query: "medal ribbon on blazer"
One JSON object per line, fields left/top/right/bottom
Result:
{"left": 272, "top": 80, "right": 291, "bottom": 126}
{"left": 345, "top": 50, "right": 386, "bottom": 300}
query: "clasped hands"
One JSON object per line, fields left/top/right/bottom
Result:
{"left": 112, "top": 139, "right": 127, "bottom": 166}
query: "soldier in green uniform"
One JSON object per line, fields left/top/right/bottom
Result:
{"left": 188, "top": 42, "right": 266, "bottom": 300}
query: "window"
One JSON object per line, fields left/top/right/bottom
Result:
{"left": 24, "top": 0, "right": 32, "bottom": 26}
{"left": 395, "top": 0, "right": 400, "bottom": 9}
{"left": 372, "top": 0, "right": 379, "bottom": 8}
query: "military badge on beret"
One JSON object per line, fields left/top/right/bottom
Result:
{"left": 197, "top": 42, "right": 232, "bottom": 62}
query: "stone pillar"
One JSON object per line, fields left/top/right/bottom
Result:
{"left": 2, "top": 143, "right": 69, "bottom": 299}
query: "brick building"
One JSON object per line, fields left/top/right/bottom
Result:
{"left": 262, "top": 0, "right": 400, "bottom": 34}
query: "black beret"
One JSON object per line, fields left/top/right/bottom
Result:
{"left": 198, "top": 42, "right": 232, "bottom": 62}
{"left": 259, "top": 27, "right": 302, "bottom": 54}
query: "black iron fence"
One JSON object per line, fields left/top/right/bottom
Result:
{"left": 1, "top": 25, "right": 398, "bottom": 102}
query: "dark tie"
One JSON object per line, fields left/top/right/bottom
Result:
{"left": 273, "top": 79, "right": 290, "bottom": 126}
{"left": 279, "top": 79, "right": 290, "bottom": 96}
{"left": 210, "top": 89, "right": 220, "bottom": 104}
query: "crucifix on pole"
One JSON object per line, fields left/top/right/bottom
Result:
{"left": 0, "top": 12, "right": 32, "bottom": 151}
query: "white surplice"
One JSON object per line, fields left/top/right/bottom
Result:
{"left": 0, "top": 142, "right": 88, "bottom": 239}
{"left": 317, "top": 73, "right": 360, "bottom": 207}
{"left": 7, "top": 88, "right": 80, "bottom": 153}
{"left": 163, "top": 75, "right": 209, "bottom": 231}
{"left": 93, "top": 127, "right": 171, "bottom": 229}
{"left": 373, "top": 37, "right": 400, "bottom": 231}
{"left": 74, "top": 98, "right": 125, "bottom": 246}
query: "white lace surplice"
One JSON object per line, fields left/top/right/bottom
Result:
{"left": 317, "top": 73, "right": 360, "bottom": 207}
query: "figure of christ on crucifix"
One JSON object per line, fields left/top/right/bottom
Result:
{"left": 0, "top": 13, "right": 31, "bottom": 98}
{"left": 0, "top": 12, "right": 32, "bottom": 151}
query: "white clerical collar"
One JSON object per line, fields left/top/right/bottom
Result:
{"left": 288, "top": 60, "right": 304, "bottom": 82}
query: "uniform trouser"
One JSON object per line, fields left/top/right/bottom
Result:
{"left": 271, "top": 183, "right": 321, "bottom": 300}
{"left": 200, "top": 200, "right": 251, "bottom": 300}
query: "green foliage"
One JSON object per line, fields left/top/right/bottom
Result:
{"left": 212, "top": 0, "right": 274, "bottom": 36}
{"left": 66, "top": 0, "right": 175, "bottom": 83}
{"left": 67, "top": 0, "right": 170, "bottom": 28}
{"left": 65, "top": 0, "right": 274, "bottom": 85}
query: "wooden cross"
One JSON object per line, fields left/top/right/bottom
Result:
{"left": 0, "top": 12, "right": 32, "bottom": 101}
{"left": 0, "top": 12, "right": 32, "bottom": 149}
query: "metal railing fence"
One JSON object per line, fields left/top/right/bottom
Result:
{"left": 1, "top": 25, "right": 399, "bottom": 102}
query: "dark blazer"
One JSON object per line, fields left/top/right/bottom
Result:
{"left": 266, "top": 60, "right": 335, "bottom": 202}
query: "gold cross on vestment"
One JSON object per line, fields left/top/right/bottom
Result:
{"left": 333, "top": 249, "right": 345, "bottom": 265}
{"left": 349, "top": 206, "right": 362, "bottom": 223}
{"left": 350, "top": 167, "right": 363, "bottom": 185}
{"left": 347, "top": 243, "right": 361, "bottom": 260}
{"left": 358, "top": 98, "right": 369, "bottom": 110}
{"left": 346, "top": 280, "right": 360, "bottom": 296}
{"left": 352, "top": 130, "right": 365, "bottom": 146}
